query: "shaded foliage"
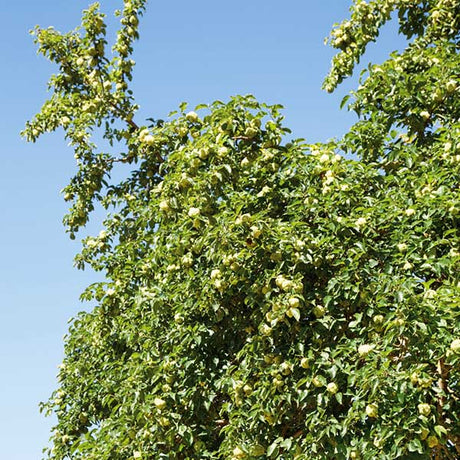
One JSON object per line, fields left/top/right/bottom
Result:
{"left": 24, "top": 1, "right": 459, "bottom": 458}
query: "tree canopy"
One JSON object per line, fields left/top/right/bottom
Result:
{"left": 23, "top": 0, "right": 459, "bottom": 459}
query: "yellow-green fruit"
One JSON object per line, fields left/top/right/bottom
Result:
{"left": 313, "top": 305, "right": 325, "bottom": 318}
{"left": 260, "top": 324, "right": 272, "bottom": 336}
{"left": 185, "top": 111, "right": 199, "bottom": 123}
{"left": 280, "top": 362, "right": 292, "bottom": 375}
{"left": 420, "top": 428, "right": 429, "bottom": 440}
{"left": 275, "top": 275, "right": 292, "bottom": 291}
{"left": 446, "top": 79, "right": 457, "bottom": 93}
{"left": 241, "top": 157, "right": 250, "bottom": 168}
{"left": 188, "top": 207, "right": 201, "bottom": 218}
{"left": 232, "top": 446, "right": 246, "bottom": 459}
{"left": 327, "top": 382, "right": 338, "bottom": 394}
{"left": 243, "top": 384, "right": 252, "bottom": 396}
{"left": 312, "top": 376, "right": 323, "bottom": 387}
{"left": 198, "top": 148, "right": 209, "bottom": 159}
{"left": 250, "top": 444, "right": 265, "bottom": 456}
{"left": 286, "top": 307, "right": 299, "bottom": 318}
{"left": 433, "top": 87, "right": 444, "bottom": 102}
{"left": 159, "top": 200, "right": 170, "bottom": 212}
{"left": 300, "top": 357, "right": 310, "bottom": 369}
{"left": 250, "top": 226, "right": 262, "bottom": 238}
{"left": 365, "top": 404, "right": 378, "bottom": 418}
{"left": 420, "top": 111, "right": 430, "bottom": 121}
{"left": 450, "top": 338, "right": 460, "bottom": 353}
{"left": 154, "top": 397, "right": 166, "bottom": 410}
{"left": 174, "top": 313, "right": 184, "bottom": 324}
{"left": 358, "top": 344, "right": 374, "bottom": 357}
{"left": 244, "top": 127, "right": 258, "bottom": 138}
{"left": 61, "top": 435, "right": 71, "bottom": 444}
{"left": 142, "top": 134, "right": 155, "bottom": 147}
{"left": 373, "top": 314, "right": 384, "bottom": 324}
{"left": 158, "top": 416, "right": 170, "bottom": 427}
{"left": 427, "top": 436, "right": 438, "bottom": 448}
{"left": 289, "top": 297, "right": 300, "bottom": 308}
{"left": 418, "top": 403, "right": 431, "bottom": 417}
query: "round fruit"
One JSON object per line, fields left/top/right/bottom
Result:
{"left": 143, "top": 134, "right": 155, "bottom": 146}
{"left": 358, "top": 344, "right": 375, "bottom": 357}
{"left": 420, "top": 428, "right": 429, "bottom": 440}
{"left": 158, "top": 416, "right": 170, "bottom": 427}
{"left": 373, "top": 314, "right": 384, "bottom": 324}
{"left": 241, "top": 384, "right": 252, "bottom": 396}
{"left": 232, "top": 446, "right": 245, "bottom": 458}
{"left": 418, "top": 403, "right": 431, "bottom": 417}
{"left": 159, "top": 200, "right": 170, "bottom": 212}
{"left": 327, "top": 382, "right": 338, "bottom": 394}
{"left": 286, "top": 307, "right": 299, "bottom": 319}
{"left": 365, "top": 404, "right": 378, "bottom": 418}
{"left": 241, "top": 157, "right": 250, "bottom": 168}
{"left": 185, "top": 111, "right": 199, "bottom": 123}
{"left": 312, "top": 376, "right": 323, "bottom": 387}
{"left": 174, "top": 313, "right": 184, "bottom": 324}
{"left": 313, "top": 305, "right": 326, "bottom": 318}
{"left": 279, "top": 362, "right": 291, "bottom": 375}
{"left": 420, "top": 111, "right": 431, "bottom": 121}
{"left": 250, "top": 444, "right": 265, "bottom": 456}
{"left": 450, "top": 338, "right": 460, "bottom": 353}
{"left": 188, "top": 207, "right": 200, "bottom": 218}
{"left": 251, "top": 226, "right": 262, "bottom": 238}
{"left": 154, "top": 397, "right": 166, "bottom": 410}
{"left": 289, "top": 297, "right": 300, "bottom": 308}
{"left": 300, "top": 357, "right": 310, "bottom": 369}
{"left": 264, "top": 412, "right": 275, "bottom": 424}
{"left": 244, "top": 127, "right": 258, "bottom": 138}
{"left": 260, "top": 324, "right": 272, "bottom": 336}
{"left": 427, "top": 436, "right": 438, "bottom": 448}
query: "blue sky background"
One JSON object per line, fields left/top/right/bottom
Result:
{"left": 0, "top": 1, "right": 406, "bottom": 458}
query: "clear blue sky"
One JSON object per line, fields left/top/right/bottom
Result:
{"left": 0, "top": 1, "right": 405, "bottom": 458}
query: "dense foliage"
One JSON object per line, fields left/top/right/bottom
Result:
{"left": 23, "top": 0, "right": 459, "bottom": 458}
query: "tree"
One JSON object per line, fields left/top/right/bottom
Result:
{"left": 23, "top": 0, "right": 459, "bottom": 458}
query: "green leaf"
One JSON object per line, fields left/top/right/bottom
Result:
{"left": 407, "top": 438, "right": 423, "bottom": 453}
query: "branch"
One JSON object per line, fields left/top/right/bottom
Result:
{"left": 436, "top": 358, "right": 448, "bottom": 418}
{"left": 439, "top": 443, "right": 455, "bottom": 460}
{"left": 108, "top": 100, "right": 139, "bottom": 130}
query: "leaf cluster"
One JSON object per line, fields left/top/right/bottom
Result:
{"left": 25, "top": 1, "right": 459, "bottom": 459}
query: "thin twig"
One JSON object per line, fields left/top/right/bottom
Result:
{"left": 439, "top": 443, "right": 455, "bottom": 460}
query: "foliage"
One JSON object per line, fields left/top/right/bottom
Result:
{"left": 23, "top": 0, "right": 459, "bottom": 459}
